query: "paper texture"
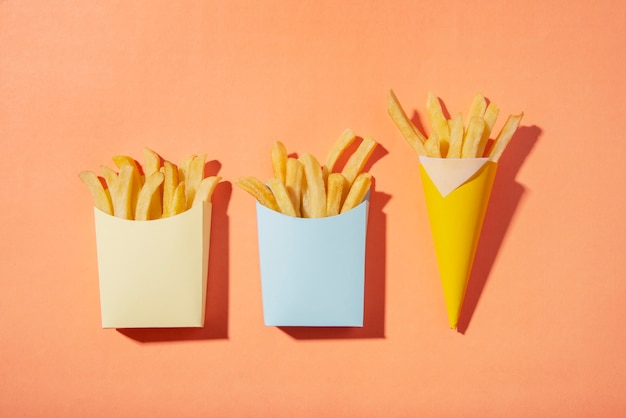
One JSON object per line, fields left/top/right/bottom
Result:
{"left": 419, "top": 156, "right": 489, "bottom": 197}
{"left": 256, "top": 198, "right": 369, "bottom": 327}
{"left": 94, "top": 203, "right": 211, "bottom": 328}
{"left": 420, "top": 160, "right": 497, "bottom": 329}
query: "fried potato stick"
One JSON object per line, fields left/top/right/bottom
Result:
{"left": 236, "top": 176, "right": 280, "bottom": 212}
{"left": 299, "top": 153, "right": 326, "bottom": 218}
{"left": 489, "top": 113, "right": 524, "bottom": 162}
{"left": 341, "top": 172, "right": 371, "bottom": 214}
{"left": 387, "top": 89, "right": 427, "bottom": 156}
{"left": 135, "top": 171, "right": 165, "bottom": 221}
{"left": 267, "top": 178, "right": 298, "bottom": 217}
{"left": 341, "top": 136, "right": 377, "bottom": 185}
{"left": 79, "top": 171, "right": 113, "bottom": 215}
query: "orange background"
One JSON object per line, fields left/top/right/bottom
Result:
{"left": 2, "top": 0, "right": 625, "bottom": 416}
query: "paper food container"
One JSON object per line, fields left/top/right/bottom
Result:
{"left": 419, "top": 156, "right": 497, "bottom": 330}
{"left": 256, "top": 197, "right": 369, "bottom": 327}
{"left": 94, "top": 203, "right": 212, "bottom": 328}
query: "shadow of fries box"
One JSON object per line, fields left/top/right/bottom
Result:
{"left": 93, "top": 203, "right": 211, "bottom": 328}
{"left": 256, "top": 197, "right": 369, "bottom": 327}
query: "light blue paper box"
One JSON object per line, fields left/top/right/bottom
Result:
{"left": 256, "top": 197, "right": 369, "bottom": 326}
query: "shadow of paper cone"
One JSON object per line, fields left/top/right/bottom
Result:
{"left": 419, "top": 157, "right": 497, "bottom": 330}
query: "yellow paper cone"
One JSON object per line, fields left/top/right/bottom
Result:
{"left": 419, "top": 158, "right": 497, "bottom": 329}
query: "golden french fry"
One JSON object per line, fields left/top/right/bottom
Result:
{"left": 285, "top": 158, "right": 303, "bottom": 217}
{"left": 300, "top": 174, "right": 311, "bottom": 218}
{"left": 236, "top": 176, "right": 280, "bottom": 212}
{"left": 112, "top": 155, "right": 144, "bottom": 184}
{"left": 387, "top": 89, "right": 427, "bottom": 156}
{"left": 477, "top": 101, "right": 500, "bottom": 157}
{"left": 162, "top": 161, "right": 178, "bottom": 217}
{"left": 341, "top": 172, "right": 371, "bottom": 214}
{"left": 110, "top": 164, "right": 137, "bottom": 219}
{"left": 185, "top": 154, "right": 206, "bottom": 208}
{"left": 271, "top": 141, "right": 288, "bottom": 184}
{"left": 165, "top": 181, "right": 187, "bottom": 217}
{"left": 112, "top": 155, "right": 138, "bottom": 170}
{"left": 135, "top": 171, "right": 165, "bottom": 221}
{"left": 267, "top": 178, "right": 297, "bottom": 217}
{"left": 424, "top": 131, "right": 442, "bottom": 158}
{"left": 178, "top": 154, "right": 196, "bottom": 184}
{"left": 341, "top": 136, "right": 377, "bottom": 185}
{"left": 100, "top": 165, "right": 117, "bottom": 187}
{"left": 483, "top": 101, "right": 500, "bottom": 132}
{"left": 326, "top": 173, "right": 347, "bottom": 216}
{"left": 324, "top": 128, "right": 357, "bottom": 173}
{"left": 299, "top": 153, "right": 326, "bottom": 218}
{"left": 193, "top": 176, "right": 221, "bottom": 206}
{"left": 461, "top": 117, "right": 486, "bottom": 158}
{"left": 489, "top": 113, "right": 524, "bottom": 162}
{"left": 111, "top": 155, "right": 142, "bottom": 214}
{"left": 143, "top": 147, "right": 161, "bottom": 177}
{"left": 426, "top": 92, "right": 450, "bottom": 152}
{"left": 466, "top": 92, "right": 487, "bottom": 125}
{"left": 79, "top": 171, "right": 113, "bottom": 215}
{"left": 446, "top": 113, "right": 464, "bottom": 158}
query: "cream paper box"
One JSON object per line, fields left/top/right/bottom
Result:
{"left": 419, "top": 156, "right": 497, "bottom": 330}
{"left": 94, "top": 203, "right": 211, "bottom": 328}
{"left": 256, "top": 197, "right": 369, "bottom": 327}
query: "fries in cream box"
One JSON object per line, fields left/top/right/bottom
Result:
{"left": 95, "top": 203, "right": 211, "bottom": 328}
{"left": 80, "top": 150, "right": 219, "bottom": 328}
{"left": 237, "top": 132, "right": 378, "bottom": 326}
{"left": 388, "top": 90, "right": 523, "bottom": 329}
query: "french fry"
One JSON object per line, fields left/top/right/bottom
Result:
{"left": 482, "top": 101, "right": 500, "bottom": 132}
{"left": 236, "top": 176, "right": 280, "bottom": 212}
{"left": 100, "top": 165, "right": 118, "bottom": 189}
{"left": 424, "top": 131, "right": 442, "bottom": 158}
{"left": 426, "top": 92, "right": 450, "bottom": 153}
{"left": 341, "top": 172, "right": 372, "bottom": 214}
{"left": 326, "top": 173, "right": 347, "bottom": 217}
{"left": 239, "top": 131, "right": 378, "bottom": 217}
{"left": 112, "top": 155, "right": 143, "bottom": 215}
{"left": 267, "top": 178, "right": 298, "bottom": 217}
{"left": 162, "top": 161, "right": 178, "bottom": 217}
{"left": 192, "top": 176, "right": 221, "bottom": 207}
{"left": 143, "top": 147, "right": 161, "bottom": 177}
{"left": 82, "top": 150, "right": 219, "bottom": 220}
{"left": 324, "top": 128, "right": 357, "bottom": 173}
{"left": 285, "top": 158, "right": 303, "bottom": 217}
{"left": 299, "top": 153, "right": 326, "bottom": 218}
{"left": 489, "top": 113, "right": 524, "bottom": 162}
{"left": 135, "top": 171, "right": 165, "bottom": 221}
{"left": 185, "top": 154, "right": 206, "bottom": 208}
{"left": 466, "top": 92, "right": 487, "bottom": 125}
{"left": 446, "top": 113, "right": 464, "bottom": 158}
{"left": 110, "top": 164, "right": 137, "bottom": 219}
{"left": 300, "top": 175, "right": 311, "bottom": 218}
{"left": 341, "top": 136, "right": 377, "bottom": 186}
{"left": 167, "top": 181, "right": 187, "bottom": 217}
{"left": 388, "top": 89, "right": 522, "bottom": 161}
{"left": 79, "top": 171, "right": 113, "bottom": 215}
{"left": 271, "top": 141, "right": 288, "bottom": 184}
{"left": 178, "top": 154, "right": 196, "bottom": 184}
{"left": 387, "top": 89, "right": 428, "bottom": 156}
{"left": 461, "top": 117, "right": 486, "bottom": 158}
{"left": 477, "top": 101, "right": 500, "bottom": 157}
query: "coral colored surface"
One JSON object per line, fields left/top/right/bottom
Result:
{"left": 1, "top": 1, "right": 625, "bottom": 416}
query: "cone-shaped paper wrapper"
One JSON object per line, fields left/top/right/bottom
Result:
{"left": 419, "top": 157, "right": 497, "bottom": 329}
